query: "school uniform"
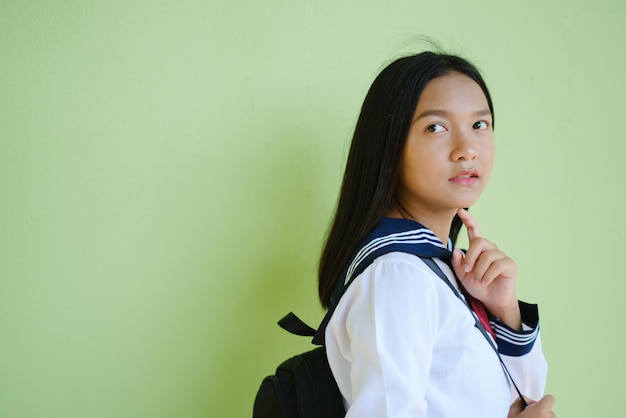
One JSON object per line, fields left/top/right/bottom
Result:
{"left": 315, "top": 218, "right": 548, "bottom": 418}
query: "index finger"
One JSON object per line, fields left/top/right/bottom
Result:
{"left": 457, "top": 208, "right": 481, "bottom": 241}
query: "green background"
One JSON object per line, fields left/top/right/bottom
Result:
{"left": 1, "top": 1, "right": 624, "bottom": 417}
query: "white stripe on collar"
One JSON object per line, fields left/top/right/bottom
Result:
{"left": 344, "top": 228, "right": 448, "bottom": 285}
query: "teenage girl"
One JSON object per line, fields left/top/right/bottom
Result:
{"left": 315, "top": 52, "right": 556, "bottom": 417}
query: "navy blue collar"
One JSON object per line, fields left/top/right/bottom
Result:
{"left": 313, "top": 218, "right": 454, "bottom": 345}
{"left": 341, "top": 217, "right": 452, "bottom": 287}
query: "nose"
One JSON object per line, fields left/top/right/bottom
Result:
{"left": 450, "top": 130, "right": 478, "bottom": 161}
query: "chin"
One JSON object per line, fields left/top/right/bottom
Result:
{"left": 454, "top": 198, "right": 481, "bottom": 209}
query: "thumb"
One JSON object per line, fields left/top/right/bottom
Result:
{"left": 508, "top": 397, "right": 526, "bottom": 417}
{"left": 508, "top": 397, "right": 535, "bottom": 418}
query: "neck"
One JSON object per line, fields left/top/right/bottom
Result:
{"left": 388, "top": 200, "right": 455, "bottom": 246}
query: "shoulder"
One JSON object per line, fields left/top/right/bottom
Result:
{"left": 365, "top": 252, "right": 440, "bottom": 279}
{"left": 327, "top": 252, "right": 452, "bottom": 344}
{"left": 347, "top": 252, "right": 444, "bottom": 297}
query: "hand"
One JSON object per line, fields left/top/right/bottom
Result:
{"left": 451, "top": 209, "right": 519, "bottom": 326}
{"left": 508, "top": 395, "right": 556, "bottom": 418}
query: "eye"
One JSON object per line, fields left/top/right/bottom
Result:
{"left": 426, "top": 123, "right": 446, "bottom": 133}
{"left": 473, "top": 120, "right": 489, "bottom": 130}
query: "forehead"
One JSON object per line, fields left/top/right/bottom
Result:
{"left": 415, "top": 72, "right": 489, "bottom": 114}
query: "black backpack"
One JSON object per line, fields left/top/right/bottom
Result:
{"left": 252, "top": 312, "right": 345, "bottom": 418}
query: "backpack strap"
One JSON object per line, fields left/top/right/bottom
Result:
{"left": 278, "top": 312, "right": 317, "bottom": 337}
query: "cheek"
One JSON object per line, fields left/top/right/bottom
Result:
{"left": 481, "top": 144, "right": 496, "bottom": 178}
{"left": 399, "top": 150, "right": 433, "bottom": 184}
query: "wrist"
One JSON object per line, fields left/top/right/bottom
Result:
{"left": 487, "top": 302, "right": 522, "bottom": 331}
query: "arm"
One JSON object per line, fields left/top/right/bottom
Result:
{"left": 450, "top": 209, "right": 553, "bottom": 413}
{"left": 326, "top": 257, "right": 438, "bottom": 418}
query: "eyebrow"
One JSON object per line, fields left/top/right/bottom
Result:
{"left": 413, "top": 108, "right": 492, "bottom": 122}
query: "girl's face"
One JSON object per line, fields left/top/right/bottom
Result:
{"left": 395, "top": 72, "right": 495, "bottom": 222}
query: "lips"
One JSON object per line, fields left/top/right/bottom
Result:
{"left": 449, "top": 170, "right": 479, "bottom": 184}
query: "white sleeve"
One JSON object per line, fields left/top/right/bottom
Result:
{"left": 501, "top": 332, "right": 548, "bottom": 402}
{"left": 325, "top": 256, "right": 438, "bottom": 418}
{"left": 491, "top": 302, "right": 548, "bottom": 402}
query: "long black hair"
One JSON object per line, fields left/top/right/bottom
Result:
{"left": 318, "top": 51, "right": 494, "bottom": 308}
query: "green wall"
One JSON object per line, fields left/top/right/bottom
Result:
{"left": 1, "top": 1, "right": 624, "bottom": 416}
